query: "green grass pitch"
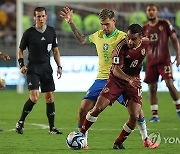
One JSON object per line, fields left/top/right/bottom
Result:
{"left": 0, "top": 90, "right": 179, "bottom": 154}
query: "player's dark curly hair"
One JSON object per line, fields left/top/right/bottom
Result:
{"left": 128, "top": 24, "right": 142, "bottom": 35}
{"left": 146, "top": 3, "right": 159, "bottom": 10}
{"left": 99, "top": 9, "right": 115, "bottom": 21}
{"left": 34, "top": 7, "right": 47, "bottom": 16}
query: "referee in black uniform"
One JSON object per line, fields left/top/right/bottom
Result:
{"left": 16, "top": 7, "right": 62, "bottom": 134}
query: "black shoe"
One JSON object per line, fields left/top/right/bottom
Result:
{"left": 113, "top": 142, "right": 125, "bottom": 149}
{"left": 16, "top": 121, "right": 24, "bottom": 134}
{"left": 49, "top": 127, "right": 63, "bottom": 134}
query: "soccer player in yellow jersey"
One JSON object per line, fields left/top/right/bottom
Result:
{"left": 60, "top": 7, "right": 157, "bottom": 149}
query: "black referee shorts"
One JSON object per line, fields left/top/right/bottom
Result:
{"left": 26, "top": 62, "right": 55, "bottom": 92}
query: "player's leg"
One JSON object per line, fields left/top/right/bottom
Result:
{"left": 117, "top": 96, "right": 151, "bottom": 147}
{"left": 138, "top": 109, "right": 158, "bottom": 148}
{"left": 78, "top": 99, "right": 95, "bottom": 149}
{"left": 113, "top": 100, "right": 141, "bottom": 149}
{"left": 16, "top": 73, "right": 40, "bottom": 134}
{"left": 144, "top": 65, "right": 160, "bottom": 122}
{"left": 149, "top": 82, "right": 160, "bottom": 122}
{"left": 165, "top": 78, "right": 180, "bottom": 119}
{"left": 43, "top": 91, "right": 62, "bottom": 134}
{"left": 80, "top": 95, "right": 110, "bottom": 134}
{"left": 40, "top": 63, "right": 62, "bottom": 134}
{"left": 78, "top": 79, "right": 107, "bottom": 148}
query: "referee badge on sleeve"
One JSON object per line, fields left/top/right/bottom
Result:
{"left": 113, "top": 57, "right": 119, "bottom": 64}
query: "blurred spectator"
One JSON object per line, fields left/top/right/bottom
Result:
{"left": 0, "top": 0, "right": 16, "bottom": 44}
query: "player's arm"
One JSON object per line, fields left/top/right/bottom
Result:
{"left": 52, "top": 47, "right": 62, "bottom": 79}
{"left": 113, "top": 64, "right": 141, "bottom": 89}
{"left": 0, "top": 52, "right": 10, "bottom": 60}
{"left": 17, "top": 48, "right": 27, "bottom": 74}
{"left": 170, "top": 32, "right": 180, "bottom": 67}
{"left": 60, "top": 7, "right": 87, "bottom": 44}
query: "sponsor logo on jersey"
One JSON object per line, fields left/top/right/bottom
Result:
{"left": 41, "top": 37, "right": 46, "bottom": 40}
{"left": 125, "top": 55, "right": 130, "bottom": 58}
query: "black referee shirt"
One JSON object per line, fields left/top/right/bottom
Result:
{"left": 19, "top": 25, "right": 58, "bottom": 64}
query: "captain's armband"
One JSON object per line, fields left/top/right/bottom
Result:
{"left": 113, "top": 56, "right": 119, "bottom": 64}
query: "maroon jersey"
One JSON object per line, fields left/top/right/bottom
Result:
{"left": 142, "top": 19, "right": 175, "bottom": 66}
{"left": 110, "top": 38, "right": 149, "bottom": 83}
{"left": 100, "top": 38, "right": 149, "bottom": 105}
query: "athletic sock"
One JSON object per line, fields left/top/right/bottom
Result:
{"left": 80, "top": 112, "right": 98, "bottom": 135}
{"left": 150, "top": 104, "right": 158, "bottom": 117}
{"left": 173, "top": 99, "right": 180, "bottom": 119}
{"left": 115, "top": 123, "right": 133, "bottom": 143}
{"left": 137, "top": 116, "right": 148, "bottom": 140}
{"left": 78, "top": 124, "right": 88, "bottom": 146}
{"left": 19, "top": 98, "right": 35, "bottom": 121}
{"left": 46, "top": 103, "right": 55, "bottom": 130}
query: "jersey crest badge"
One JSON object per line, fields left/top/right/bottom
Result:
{"left": 141, "top": 49, "right": 146, "bottom": 55}
{"left": 159, "top": 26, "right": 163, "bottom": 31}
{"left": 103, "top": 87, "right": 109, "bottom": 93}
{"left": 103, "top": 43, "right": 109, "bottom": 51}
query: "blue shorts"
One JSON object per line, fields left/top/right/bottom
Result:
{"left": 83, "top": 79, "right": 124, "bottom": 105}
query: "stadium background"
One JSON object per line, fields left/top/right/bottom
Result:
{"left": 0, "top": 1, "right": 180, "bottom": 153}
{"left": 0, "top": 0, "right": 180, "bottom": 92}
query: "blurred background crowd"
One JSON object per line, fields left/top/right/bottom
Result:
{"left": 1, "top": 0, "right": 180, "bottom": 67}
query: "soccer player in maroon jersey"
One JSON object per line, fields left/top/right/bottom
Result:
{"left": 143, "top": 4, "right": 180, "bottom": 122}
{"left": 79, "top": 24, "right": 158, "bottom": 149}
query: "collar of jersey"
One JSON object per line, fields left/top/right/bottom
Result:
{"left": 103, "top": 29, "right": 118, "bottom": 39}
{"left": 34, "top": 25, "right": 47, "bottom": 33}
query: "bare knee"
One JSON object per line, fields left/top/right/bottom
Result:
{"left": 30, "top": 95, "right": 39, "bottom": 103}
{"left": 128, "top": 114, "right": 139, "bottom": 129}
{"left": 79, "top": 106, "right": 89, "bottom": 118}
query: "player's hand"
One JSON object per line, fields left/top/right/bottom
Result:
{"left": 20, "top": 66, "right": 27, "bottom": 74}
{"left": 0, "top": 53, "right": 10, "bottom": 60}
{"left": 129, "top": 77, "right": 141, "bottom": 89}
{"left": 60, "top": 7, "right": 73, "bottom": 24}
{"left": 0, "top": 79, "right": 6, "bottom": 90}
{"left": 57, "top": 67, "right": 62, "bottom": 79}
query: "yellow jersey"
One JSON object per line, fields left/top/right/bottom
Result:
{"left": 88, "top": 29, "right": 126, "bottom": 79}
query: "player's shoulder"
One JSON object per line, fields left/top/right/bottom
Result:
{"left": 23, "top": 27, "right": 35, "bottom": 35}
{"left": 116, "top": 38, "right": 127, "bottom": 50}
{"left": 46, "top": 25, "right": 56, "bottom": 32}
{"left": 142, "top": 21, "right": 149, "bottom": 27}
{"left": 117, "top": 29, "right": 126, "bottom": 35}
{"left": 159, "top": 18, "right": 171, "bottom": 25}
{"left": 96, "top": 30, "right": 104, "bottom": 37}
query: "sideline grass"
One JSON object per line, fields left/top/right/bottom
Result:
{"left": 0, "top": 90, "right": 179, "bottom": 154}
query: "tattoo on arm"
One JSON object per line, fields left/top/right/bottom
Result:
{"left": 69, "top": 23, "right": 85, "bottom": 43}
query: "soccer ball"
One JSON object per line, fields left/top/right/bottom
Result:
{"left": 66, "top": 131, "right": 85, "bottom": 150}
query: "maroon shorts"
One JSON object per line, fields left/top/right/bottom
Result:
{"left": 100, "top": 78, "right": 142, "bottom": 106}
{"left": 144, "top": 63, "right": 173, "bottom": 83}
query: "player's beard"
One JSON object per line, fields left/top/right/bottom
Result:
{"left": 148, "top": 17, "right": 156, "bottom": 21}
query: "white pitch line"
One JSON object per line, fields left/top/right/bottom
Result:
{"left": 2, "top": 122, "right": 180, "bottom": 132}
